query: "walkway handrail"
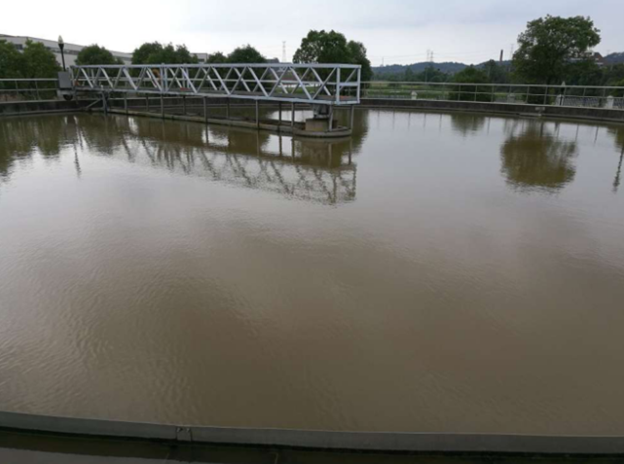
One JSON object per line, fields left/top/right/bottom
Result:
{"left": 365, "top": 81, "right": 624, "bottom": 89}
{"left": 362, "top": 81, "right": 624, "bottom": 109}
{"left": 71, "top": 63, "right": 362, "bottom": 106}
{"left": 0, "top": 78, "right": 59, "bottom": 102}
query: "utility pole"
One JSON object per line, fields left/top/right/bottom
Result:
{"left": 425, "top": 50, "right": 434, "bottom": 82}
{"left": 500, "top": 49, "right": 504, "bottom": 63}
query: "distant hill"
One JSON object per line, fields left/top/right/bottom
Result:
{"left": 373, "top": 54, "right": 624, "bottom": 80}
{"left": 604, "top": 52, "right": 624, "bottom": 64}
{"left": 373, "top": 61, "right": 467, "bottom": 78}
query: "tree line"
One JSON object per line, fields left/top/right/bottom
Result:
{"left": 0, "top": 40, "right": 60, "bottom": 79}
{"left": 2, "top": 20, "right": 622, "bottom": 89}
{"left": 1, "top": 30, "right": 372, "bottom": 83}
{"left": 76, "top": 30, "right": 373, "bottom": 81}
{"left": 379, "top": 15, "right": 624, "bottom": 88}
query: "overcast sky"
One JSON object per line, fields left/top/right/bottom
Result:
{"left": 2, "top": 0, "right": 623, "bottom": 65}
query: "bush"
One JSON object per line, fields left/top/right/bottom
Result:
{"left": 450, "top": 67, "right": 491, "bottom": 102}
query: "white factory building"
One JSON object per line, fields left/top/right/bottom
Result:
{"left": 0, "top": 34, "right": 133, "bottom": 67}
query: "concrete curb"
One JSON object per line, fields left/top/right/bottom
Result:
{"left": 1, "top": 411, "right": 623, "bottom": 455}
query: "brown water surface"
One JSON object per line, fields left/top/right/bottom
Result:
{"left": 1, "top": 110, "right": 624, "bottom": 435}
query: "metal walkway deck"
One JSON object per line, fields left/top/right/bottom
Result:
{"left": 71, "top": 63, "right": 361, "bottom": 106}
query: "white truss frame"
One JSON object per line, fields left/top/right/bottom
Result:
{"left": 71, "top": 63, "right": 361, "bottom": 106}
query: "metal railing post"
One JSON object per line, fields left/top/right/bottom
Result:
{"left": 336, "top": 68, "right": 341, "bottom": 104}
{"left": 255, "top": 100, "right": 259, "bottom": 129}
{"left": 350, "top": 105, "right": 355, "bottom": 130}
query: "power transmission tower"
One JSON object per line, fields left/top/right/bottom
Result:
{"left": 282, "top": 41, "right": 287, "bottom": 63}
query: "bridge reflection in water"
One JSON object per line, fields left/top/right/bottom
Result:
{"left": 127, "top": 118, "right": 357, "bottom": 205}
{"left": 47, "top": 113, "right": 363, "bottom": 206}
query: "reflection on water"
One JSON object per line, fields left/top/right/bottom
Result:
{"left": 450, "top": 113, "right": 487, "bottom": 137}
{"left": 1, "top": 110, "right": 624, "bottom": 436}
{"left": 1, "top": 113, "right": 368, "bottom": 205}
{"left": 615, "top": 150, "right": 623, "bottom": 193}
{"left": 500, "top": 120, "right": 578, "bottom": 193}
{"left": 609, "top": 127, "right": 624, "bottom": 193}
{"left": 134, "top": 118, "right": 360, "bottom": 205}
{"left": 0, "top": 117, "right": 69, "bottom": 178}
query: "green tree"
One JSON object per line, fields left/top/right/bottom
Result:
{"left": 132, "top": 42, "right": 198, "bottom": 65}
{"left": 346, "top": 40, "right": 372, "bottom": 82}
{"left": 453, "top": 66, "right": 488, "bottom": 84}
{"left": 21, "top": 40, "right": 60, "bottom": 78}
{"left": 419, "top": 65, "right": 448, "bottom": 83}
{"left": 76, "top": 44, "right": 121, "bottom": 65}
{"left": 293, "top": 30, "right": 372, "bottom": 81}
{"left": 612, "top": 78, "right": 624, "bottom": 98}
{"left": 565, "top": 59, "right": 603, "bottom": 86}
{"left": 512, "top": 15, "right": 601, "bottom": 84}
{"left": 0, "top": 40, "right": 25, "bottom": 79}
{"left": 227, "top": 45, "right": 266, "bottom": 63}
{"left": 602, "top": 64, "right": 624, "bottom": 86}
{"left": 205, "top": 52, "right": 227, "bottom": 64}
{"left": 451, "top": 66, "right": 490, "bottom": 101}
{"left": 132, "top": 42, "right": 161, "bottom": 64}
{"left": 482, "top": 60, "right": 510, "bottom": 84}
{"left": 294, "top": 30, "right": 350, "bottom": 63}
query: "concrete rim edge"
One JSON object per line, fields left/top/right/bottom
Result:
{"left": 1, "top": 411, "right": 624, "bottom": 455}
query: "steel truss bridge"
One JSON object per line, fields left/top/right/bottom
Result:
{"left": 71, "top": 63, "right": 361, "bottom": 106}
